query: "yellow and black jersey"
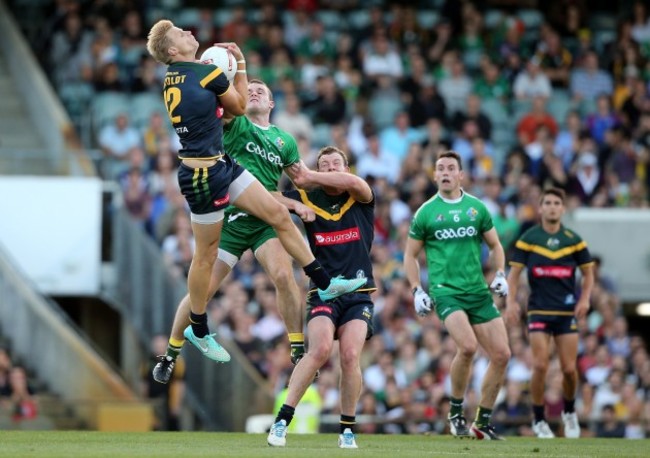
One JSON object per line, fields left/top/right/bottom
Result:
{"left": 510, "top": 224, "right": 593, "bottom": 314}
{"left": 163, "top": 61, "right": 230, "bottom": 159}
{"left": 284, "top": 188, "right": 376, "bottom": 294}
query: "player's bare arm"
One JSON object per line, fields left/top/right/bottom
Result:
{"left": 575, "top": 263, "right": 595, "bottom": 319}
{"left": 505, "top": 264, "right": 524, "bottom": 325}
{"left": 482, "top": 228, "right": 506, "bottom": 274}
{"left": 288, "top": 162, "right": 373, "bottom": 203}
{"left": 403, "top": 237, "right": 425, "bottom": 291}
{"left": 270, "top": 192, "right": 316, "bottom": 222}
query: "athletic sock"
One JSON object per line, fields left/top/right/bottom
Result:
{"left": 340, "top": 414, "right": 356, "bottom": 434}
{"left": 275, "top": 404, "right": 295, "bottom": 425}
{"left": 165, "top": 337, "right": 184, "bottom": 360}
{"left": 303, "top": 260, "right": 331, "bottom": 290}
{"left": 533, "top": 404, "right": 545, "bottom": 423}
{"left": 475, "top": 406, "right": 493, "bottom": 428}
{"left": 189, "top": 311, "right": 209, "bottom": 338}
{"left": 563, "top": 398, "right": 575, "bottom": 414}
{"left": 450, "top": 397, "right": 464, "bottom": 417}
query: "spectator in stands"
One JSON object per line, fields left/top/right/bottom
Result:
{"left": 451, "top": 94, "right": 492, "bottom": 141}
{"left": 304, "top": 75, "right": 347, "bottom": 125}
{"left": 49, "top": 12, "right": 93, "bottom": 89}
{"left": 513, "top": 58, "right": 553, "bottom": 100}
{"left": 555, "top": 110, "right": 583, "bottom": 169}
{"left": 230, "top": 307, "right": 267, "bottom": 376}
{"left": 437, "top": 57, "right": 473, "bottom": 117}
{"left": 0, "top": 347, "right": 12, "bottom": 397}
{"left": 493, "top": 380, "right": 532, "bottom": 436}
{"left": 535, "top": 29, "right": 573, "bottom": 88}
{"left": 379, "top": 111, "right": 425, "bottom": 163}
{"left": 98, "top": 113, "right": 141, "bottom": 163}
{"left": 273, "top": 93, "right": 314, "bottom": 144}
{"left": 567, "top": 151, "right": 605, "bottom": 205}
{"left": 586, "top": 95, "right": 621, "bottom": 146}
{"left": 516, "top": 96, "right": 559, "bottom": 145}
{"left": 474, "top": 59, "right": 510, "bottom": 101}
{"left": 595, "top": 404, "right": 626, "bottom": 437}
{"left": 161, "top": 210, "right": 194, "bottom": 278}
{"left": 570, "top": 51, "right": 614, "bottom": 103}
{"left": 2, "top": 366, "right": 38, "bottom": 422}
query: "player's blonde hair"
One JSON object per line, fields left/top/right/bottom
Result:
{"left": 317, "top": 146, "right": 349, "bottom": 168}
{"left": 147, "top": 19, "right": 174, "bottom": 65}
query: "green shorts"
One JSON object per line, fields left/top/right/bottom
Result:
{"left": 218, "top": 211, "right": 277, "bottom": 259}
{"left": 434, "top": 292, "right": 501, "bottom": 325}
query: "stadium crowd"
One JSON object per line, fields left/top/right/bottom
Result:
{"left": 14, "top": 0, "right": 650, "bottom": 437}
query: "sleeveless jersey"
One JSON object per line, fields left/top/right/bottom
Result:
{"left": 510, "top": 224, "right": 592, "bottom": 313}
{"left": 223, "top": 116, "right": 300, "bottom": 220}
{"left": 409, "top": 192, "right": 493, "bottom": 297}
{"left": 162, "top": 62, "right": 230, "bottom": 159}
{"left": 284, "top": 188, "right": 376, "bottom": 292}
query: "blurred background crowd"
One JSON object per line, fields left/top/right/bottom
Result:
{"left": 6, "top": 0, "right": 650, "bottom": 437}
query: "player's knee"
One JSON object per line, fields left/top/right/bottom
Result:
{"left": 458, "top": 341, "right": 478, "bottom": 359}
{"left": 266, "top": 204, "right": 291, "bottom": 228}
{"left": 310, "top": 341, "right": 332, "bottom": 364}
{"left": 269, "top": 265, "right": 294, "bottom": 290}
{"left": 533, "top": 360, "right": 549, "bottom": 373}
{"left": 339, "top": 346, "right": 361, "bottom": 369}
{"left": 492, "top": 347, "right": 511, "bottom": 367}
{"left": 561, "top": 366, "right": 577, "bottom": 379}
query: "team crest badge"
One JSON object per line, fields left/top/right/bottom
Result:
{"left": 466, "top": 207, "right": 478, "bottom": 220}
{"left": 436, "top": 214, "right": 445, "bottom": 222}
{"left": 547, "top": 237, "right": 560, "bottom": 249}
{"left": 274, "top": 137, "right": 285, "bottom": 149}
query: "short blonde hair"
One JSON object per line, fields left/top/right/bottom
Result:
{"left": 147, "top": 19, "right": 174, "bottom": 65}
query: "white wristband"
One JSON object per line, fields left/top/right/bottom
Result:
{"left": 236, "top": 70, "right": 246, "bottom": 73}
{"left": 236, "top": 59, "right": 246, "bottom": 64}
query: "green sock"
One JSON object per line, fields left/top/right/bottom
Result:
{"left": 450, "top": 397, "right": 464, "bottom": 417}
{"left": 475, "top": 406, "right": 493, "bottom": 428}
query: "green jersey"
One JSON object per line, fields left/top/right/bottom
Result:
{"left": 409, "top": 191, "right": 494, "bottom": 297}
{"left": 222, "top": 115, "right": 300, "bottom": 218}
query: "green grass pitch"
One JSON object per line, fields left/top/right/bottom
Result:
{"left": 0, "top": 431, "right": 648, "bottom": 457}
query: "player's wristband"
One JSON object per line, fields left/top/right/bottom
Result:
{"left": 236, "top": 59, "right": 246, "bottom": 64}
{"left": 236, "top": 70, "right": 246, "bottom": 73}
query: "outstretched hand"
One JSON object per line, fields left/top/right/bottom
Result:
{"left": 212, "top": 42, "right": 244, "bottom": 61}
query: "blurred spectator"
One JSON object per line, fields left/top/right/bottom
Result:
{"left": 513, "top": 58, "right": 553, "bottom": 100}
{"left": 535, "top": 29, "right": 573, "bottom": 88}
{"left": 516, "top": 96, "right": 559, "bottom": 145}
{"left": 161, "top": 211, "right": 194, "bottom": 278}
{"left": 567, "top": 151, "right": 605, "bottom": 205}
{"left": 595, "top": 404, "right": 625, "bottom": 437}
{"left": 493, "top": 380, "right": 532, "bottom": 436}
{"left": 272, "top": 93, "right": 314, "bottom": 144}
{"left": 49, "top": 12, "right": 93, "bottom": 89}
{"left": 303, "top": 75, "right": 347, "bottom": 125}
{"left": 474, "top": 59, "right": 510, "bottom": 101}
{"left": 98, "top": 113, "right": 141, "bottom": 162}
{"left": 586, "top": 95, "right": 621, "bottom": 146}
{"left": 570, "top": 51, "right": 614, "bottom": 103}
{"left": 437, "top": 57, "right": 472, "bottom": 116}
{"left": 450, "top": 94, "right": 492, "bottom": 140}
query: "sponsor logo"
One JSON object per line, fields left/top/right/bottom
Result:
{"left": 274, "top": 137, "right": 285, "bottom": 149}
{"left": 227, "top": 212, "right": 247, "bottom": 223}
{"left": 311, "top": 305, "right": 332, "bottom": 315}
{"left": 466, "top": 207, "right": 478, "bottom": 220}
{"left": 436, "top": 214, "right": 445, "bottom": 222}
{"left": 529, "top": 322, "right": 547, "bottom": 330}
{"left": 531, "top": 266, "right": 573, "bottom": 278}
{"left": 314, "top": 227, "right": 361, "bottom": 246}
{"left": 434, "top": 226, "right": 478, "bottom": 240}
{"left": 213, "top": 193, "right": 230, "bottom": 207}
{"left": 362, "top": 306, "right": 372, "bottom": 320}
{"left": 215, "top": 106, "right": 224, "bottom": 119}
{"left": 245, "top": 141, "right": 283, "bottom": 165}
{"left": 175, "top": 126, "right": 189, "bottom": 133}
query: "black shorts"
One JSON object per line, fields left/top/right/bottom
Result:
{"left": 528, "top": 313, "right": 577, "bottom": 336}
{"left": 177, "top": 155, "right": 245, "bottom": 216}
{"left": 306, "top": 292, "right": 374, "bottom": 340}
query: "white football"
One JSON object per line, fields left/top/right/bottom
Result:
{"left": 200, "top": 46, "right": 237, "bottom": 81}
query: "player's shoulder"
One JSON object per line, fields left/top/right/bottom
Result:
{"left": 560, "top": 225, "right": 584, "bottom": 243}
{"left": 518, "top": 224, "right": 544, "bottom": 242}
{"left": 462, "top": 191, "right": 488, "bottom": 209}
{"left": 413, "top": 193, "right": 440, "bottom": 218}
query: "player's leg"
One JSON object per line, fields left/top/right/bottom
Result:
{"left": 255, "top": 238, "right": 305, "bottom": 363}
{"left": 529, "top": 328, "right": 553, "bottom": 436}
{"left": 336, "top": 315, "right": 368, "bottom": 449}
{"left": 443, "top": 309, "right": 477, "bottom": 436}
{"left": 230, "top": 174, "right": 366, "bottom": 299}
{"left": 555, "top": 330, "right": 581, "bottom": 438}
{"left": 268, "top": 315, "right": 335, "bottom": 447}
{"left": 471, "top": 315, "right": 510, "bottom": 440}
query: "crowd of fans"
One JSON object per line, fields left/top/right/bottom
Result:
{"left": 0, "top": 346, "right": 40, "bottom": 426}
{"left": 14, "top": 0, "right": 650, "bottom": 436}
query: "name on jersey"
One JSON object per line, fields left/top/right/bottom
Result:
{"left": 164, "top": 74, "right": 187, "bottom": 85}
{"left": 434, "top": 226, "right": 477, "bottom": 240}
{"left": 532, "top": 266, "right": 573, "bottom": 278}
{"left": 314, "top": 227, "right": 360, "bottom": 245}
{"left": 246, "top": 141, "right": 282, "bottom": 165}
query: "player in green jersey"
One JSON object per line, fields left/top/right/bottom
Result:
{"left": 147, "top": 20, "right": 366, "bottom": 381}
{"left": 403, "top": 151, "right": 511, "bottom": 440}
{"left": 506, "top": 188, "right": 593, "bottom": 439}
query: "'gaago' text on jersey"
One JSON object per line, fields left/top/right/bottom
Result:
{"left": 409, "top": 191, "right": 493, "bottom": 297}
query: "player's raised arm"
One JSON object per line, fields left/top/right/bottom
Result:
{"left": 216, "top": 42, "right": 247, "bottom": 119}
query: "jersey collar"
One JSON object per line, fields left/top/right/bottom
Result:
{"left": 437, "top": 189, "right": 464, "bottom": 204}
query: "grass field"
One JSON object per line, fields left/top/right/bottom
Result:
{"left": 0, "top": 432, "right": 648, "bottom": 458}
